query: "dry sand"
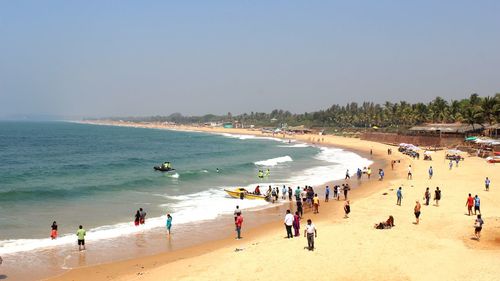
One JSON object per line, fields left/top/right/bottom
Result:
{"left": 51, "top": 122, "right": 500, "bottom": 281}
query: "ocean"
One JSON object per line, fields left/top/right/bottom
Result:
{"left": 0, "top": 121, "right": 372, "bottom": 258}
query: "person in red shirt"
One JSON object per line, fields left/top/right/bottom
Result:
{"left": 466, "top": 193, "right": 474, "bottom": 216}
{"left": 235, "top": 213, "right": 244, "bottom": 239}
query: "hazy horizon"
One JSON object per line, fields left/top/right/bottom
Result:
{"left": 1, "top": 1, "right": 499, "bottom": 118}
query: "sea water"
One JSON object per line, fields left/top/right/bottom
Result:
{"left": 0, "top": 121, "right": 372, "bottom": 256}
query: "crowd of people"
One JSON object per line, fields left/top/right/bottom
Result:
{"left": 34, "top": 147, "right": 491, "bottom": 258}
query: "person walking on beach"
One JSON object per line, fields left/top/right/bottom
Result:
{"left": 345, "top": 169, "right": 350, "bottom": 180}
{"left": 466, "top": 194, "right": 474, "bottom": 216}
{"left": 407, "top": 165, "right": 412, "bottom": 180}
{"left": 396, "top": 187, "right": 403, "bottom": 206}
{"left": 474, "top": 214, "right": 484, "bottom": 241}
{"left": 343, "top": 184, "right": 349, "bottom": 200}
{"left": 288, "top": 186, "right": 293, "bottom": 201}
{"left": 449, "top": 160, "right": 453, "bottom": 170}
{"left": 485, "top": 177, "right": 490, "bottom": 191}
{"left": 367, "top": 167, "right": 372, "bottom": 179}
{"left": 282, "top": 186, "right": 287, "bottom": 200}
{"left": 474, "top": 195, "right": 481, "bottom": 215}
{"left": 344, "top": 200, "right": 351, "bottom": 218}
{"left": 434, "top": 187, "right": 441, "bottom": 206}
{"left": 284, "top": 210, "right": 294, "bottom": 239}
{"left": 293, "top": 211, "right": 301, "bottom": 237}
{"left": 234, "top": 205, "right": 241, "bottom": 222}
{"left": 325, "top": 186, "right": 330, "bottom": 202}
{"left": 428, "top": 166, "right": 433, "bottom": 179}
{"left": 313, "top": 194, "right": 320, "bottom": 214}
{"left": 304, "top": 219, "right": 317, "bottom": 251}
{"left": 76, "top": 225, "right": 86, "bottom": 251}
{"left": 296, "top": 199, "right": 303, "bottom": 218}
{"left": 424, "top": 188, "right": 431, "bottom": 206}
{"left": 333, "top": 185, "right": 339, "bottom": 200}
{"left": 414, "top": 201, "right": 421, "bottom": 224}
{"left": 50, "top": 221, "right": 58, "bottom": 240}
{"left": 235, "top": 212, "right": 243, "bottom": 239}
{"left": 134, "top": 210, "right": 141, "bottom": 226}
{"left": 295, "top": 186, "right": 301, "bottom": 201}
{"left": 139, "top": 208, "right": 147, "bottom": 224}
{"left": 166, "top": 214, "right": 172, "bottom": 236}
{"left": 378, "top": 169, "right": 385, "bottom": 181}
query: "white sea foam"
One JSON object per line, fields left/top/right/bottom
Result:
{"left": 254, "top": 156, "right": 293, "bottom": 166}
{"left": 278, "top": 143, "right": 310, "bottom": 148}
{"left": 217, "top": 133, "right": 283, "bottom": 142}
{"left": 287, "top": 147, "right": 373, "bottom": 186}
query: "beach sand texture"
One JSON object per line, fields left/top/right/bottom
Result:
{"left": 51, "top": 124, "right": 500, "bottom": 281}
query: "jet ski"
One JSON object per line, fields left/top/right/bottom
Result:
{"left": 154, "top": 166, "right": 176, "bottom": 172}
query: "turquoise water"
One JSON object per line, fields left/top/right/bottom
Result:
{"left": 0, "top": 121, "right": 371, "bottom": 254}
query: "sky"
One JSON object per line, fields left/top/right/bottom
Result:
{"left": 0, "top": 1, "right": 499, "bottom": 118}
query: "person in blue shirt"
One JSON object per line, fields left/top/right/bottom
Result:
{"left": 166, "top": 214, "right": 172, "bottom": 236}
{"left": 325, "top": 186, "right": 330, "bottom": 202}
{"left": 428, "top": 166, "right": 433, "bottom": 179}
{"left": 474, "top": 195, "right": 481, "bottom": 215}
{"left": 396, "top": 187, "right": 402, "bottom": 206}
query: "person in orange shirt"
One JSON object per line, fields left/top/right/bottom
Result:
{"left": 466, "top": 193, "right": 474, "bottom": 216}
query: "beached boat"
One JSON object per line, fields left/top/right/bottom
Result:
{"left": 224, "top": 188, "right": 269, "bottom": 200}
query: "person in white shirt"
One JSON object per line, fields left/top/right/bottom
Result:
{"left": 304, "top": 219, "right": 317, "bottom": 251}
{"left": 284, "top": 210, "right": 294, "bottom": 238}
{"left": 407, "top": 165, "right": 412, "bottom": 180}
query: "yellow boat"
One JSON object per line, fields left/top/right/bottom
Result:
{"left": 224, "top": 188, "right": 269, "bottom": 200}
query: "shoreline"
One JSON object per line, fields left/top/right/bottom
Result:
{"left": 46, "top": 121, "right": 397, "bottom": 281}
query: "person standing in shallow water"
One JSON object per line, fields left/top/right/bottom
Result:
{"left": 76, "top": 225, "right": 86, "bottom": 251}
{"left": 134, "top": 210, "right": 141, "bottom": 226}
{"left": 166, "top": 214, "right": 172, "bottom": 236}
{"left": 50, "top": 221, "right": 58, "bottom": 240}
{"left": 139, "top": 208, "right": 147, "bottom": 224}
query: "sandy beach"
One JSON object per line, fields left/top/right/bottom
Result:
{"left": 45, "top": 121, "right": 500, "bottom": 281}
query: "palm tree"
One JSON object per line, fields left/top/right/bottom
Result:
{"left": 478, "top": 96, "right": 498, "bottom": 125}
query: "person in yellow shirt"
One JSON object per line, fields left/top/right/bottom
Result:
{"left": 313, "top": 194, "right": 320, "bottom": 214}
{"left": 367, "top": 167, "right": 372, "bottom": 179}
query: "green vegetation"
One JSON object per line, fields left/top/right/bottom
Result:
{"left": 99, "top": 93, "right": 499, "bottom": 129}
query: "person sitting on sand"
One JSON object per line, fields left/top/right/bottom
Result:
{"left": 374, "top": 216, "right": 395, "bottom": 229}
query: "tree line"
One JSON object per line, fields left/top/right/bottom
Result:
{"left": 99, "top": 93, "right": 499, "bottom": 130}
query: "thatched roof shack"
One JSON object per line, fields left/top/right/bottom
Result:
{"left": 287, "top": 125, "right": 313, "bottom": 134}
{"left": 408, "top": 123, "right": 484, "bottom": 137}
{"left": 485, "top": 124, "right": 500, "bottom": 139}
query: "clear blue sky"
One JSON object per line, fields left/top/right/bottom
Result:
{"left": 1, "top": 1, "right": 499, "bottom": 118}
